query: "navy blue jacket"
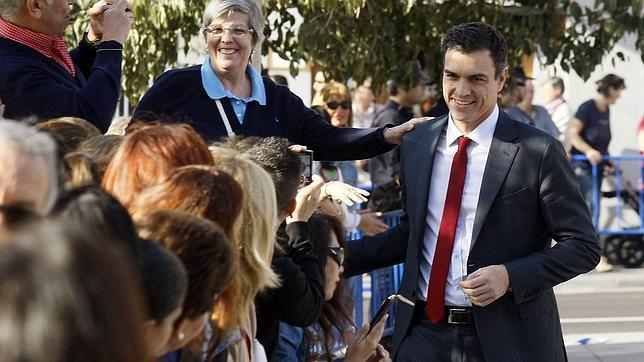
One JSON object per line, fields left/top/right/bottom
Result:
{"left": 0, "top": 36, "right": 123, "bottom": 132}
{"left": 133, "top": 65, "right": 394, "bottom": 161}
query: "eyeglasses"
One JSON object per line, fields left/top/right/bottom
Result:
{"left": 326, "top": 101, "right": 351, "bottom": 110}
{"left": 328, "top": 246, "right": 345, "bottom": 266}
{"left": 205, "top": 25, "right": 255, "bottom": 38}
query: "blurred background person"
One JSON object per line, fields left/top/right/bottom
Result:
{"left": 369, "top": 61, "right": 430, "bottom": 188}
{"left": 542, "top": 76, "right": 572, "bottom": 148}
{"left": 569, "top": 73, "right": 626, "bottom": 272}
{"left": 352, "top": 80, "right": 381, "bottom": 129}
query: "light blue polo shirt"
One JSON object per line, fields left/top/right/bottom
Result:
{"left": 201, "top": 55, "right": 267, "bottom": 124}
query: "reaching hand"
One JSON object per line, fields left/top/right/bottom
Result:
{"left": 459, "top": 265, "right": 510, "bottom": 307}
{"left": 101, "top": 0, "right": 134, "bottom": 44}
{"left": 287, "top": 175, "right": 324, "bottom": 223}
{"left": 321, "top": 181, "right": 369, "bottom": 206}
{"left": 383, "top": 117, "right": 432, "bottom": 145}
{"left": 345, "top": 315, "right": 388, "bottom": 362}
{"left": 358, "top": 212, "right": 388, "bottom": 236}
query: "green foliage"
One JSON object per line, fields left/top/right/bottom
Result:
{"left": 265, "top": 0, "right": 643, "bottom": 89}
{"left": 65, "top": 0, "right": 643, "bottom": 102}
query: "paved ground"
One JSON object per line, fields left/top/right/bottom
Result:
{"left": 556, "top": 267, "right": 644, "bottom": 361}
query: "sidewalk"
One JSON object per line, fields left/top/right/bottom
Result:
{"left": 555, "top": 267, "right": 644, "bottom": 295}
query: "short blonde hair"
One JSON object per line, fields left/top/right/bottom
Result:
{"left": 320, "top": 81, "right": 353, "bottom": 127}
{"left": 209, "top": 146, "right": 279, "bottom": 328}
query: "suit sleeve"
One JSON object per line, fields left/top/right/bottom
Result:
{"left": 344, "top": 137, "right": 410, "bottom": 276}
{"left": 504, "top": 139, "right": 600, "bottom": 304}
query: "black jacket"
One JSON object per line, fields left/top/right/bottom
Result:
{"left": 255, "top": 222, "right": 324, "bottom": 359}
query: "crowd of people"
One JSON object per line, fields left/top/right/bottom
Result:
{"left": 0, "top": 0, "right": 631, "bottom": 361}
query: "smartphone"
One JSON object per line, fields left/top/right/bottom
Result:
{"left": 368, "top": 294, "right": 396, "bottom": 333}
{"left": 298, "top": 150, "right": 313, "bottom": 184}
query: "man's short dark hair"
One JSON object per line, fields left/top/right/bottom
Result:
{"left": 441, "top": 22, "right": 508, "bottom": 78}
{"left": 224, "top": 137, "right": 302, "bottom": 216}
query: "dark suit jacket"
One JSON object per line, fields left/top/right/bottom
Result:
{"left": 345, "top": 111, "right": 600, "bottom": 361}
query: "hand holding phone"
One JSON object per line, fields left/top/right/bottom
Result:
{"left": 298, "top": 150, "right": 313, "bottom": 184}
{"left": 368, "top": 294, "right": 414, "bottom": 334}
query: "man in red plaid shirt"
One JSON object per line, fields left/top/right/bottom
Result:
{"left": 0, "top": 0, "right": 133, "bottom": 131}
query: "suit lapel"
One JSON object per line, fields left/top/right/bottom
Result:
{"left": 405, "top": 116, "right": 447, "bottom": 253}
{"left": 471, "top": 113, "right": 519, "bottom": 248}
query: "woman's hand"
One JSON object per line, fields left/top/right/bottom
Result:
{"left": 321, "top": 181, "right": 369, "bottom": 206}
{"left": 345, "top": 315, "right": 388, "bottom": 362}
{"left": 287, "top": 175, "right": 324, "bottom": 223}
{"left": 383, "top": 117, "right": 432, "bottom": 144}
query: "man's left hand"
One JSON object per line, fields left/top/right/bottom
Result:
{"left": 459, "top": 265, "right": 510, "bottom": 307}
{"left": 383, "top": 117, "right": 432, "bottom": 145}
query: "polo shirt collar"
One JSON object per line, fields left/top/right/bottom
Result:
{"left": 201, "top": 56, "right": 266, "bottom": 105}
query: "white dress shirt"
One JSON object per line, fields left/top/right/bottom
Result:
{"left": 417, "top": 105, "right": 499, "bottom": 306}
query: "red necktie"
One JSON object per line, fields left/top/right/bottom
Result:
{"left": 426, "top": 136, "right": 472, "bottom": 324}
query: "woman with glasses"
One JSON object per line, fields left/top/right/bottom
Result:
{"left": 275, "top": 212, "right": 390, "bottom": 362}
{"left": 133, "top": 0, "right": 418, "bottom": 161}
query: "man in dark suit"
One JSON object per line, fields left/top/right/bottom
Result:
{"left": 345, "top": 22, "right": 600, "bottom": 361}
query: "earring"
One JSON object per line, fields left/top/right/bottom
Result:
{"left": 178, "top": 332, "right": 185, "bottom": 341}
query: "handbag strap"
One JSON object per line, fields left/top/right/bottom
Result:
{"left": 215, "top": 99, "right": 236, "bottom": 137}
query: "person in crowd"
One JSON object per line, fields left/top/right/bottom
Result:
{"left": 312, "top": 83, "right": 388, "bottom": 236}
{"left": 343, "top": 22, "right": 599, "bottom": 361}
{"left": 102, "top": 122, "right": 214, "bottom": 209}
{"left": 542, "top": 76, "right": 572, "bottom": 147}
{"left": 0, "top": 0, "right": 133, "bottom": 131}
{"left": 311, "top": 71, "right": 327, "bottom": 106}
{"left": 136, "top": 238, "right": 188, "bottom": 360}
{"left": 369, "top": 61, "right": 430, "bottom": 188}
{"left": 0, "top": 219, "right": 146, "bottom": 362}
{"left": 209, "top": 146, "right": 280, "bottom": 361}
{"left": 131, "top": 165, "right": 243, "bottom": 243}
{"left": 0, "top": 119, "right": 59, "bottom": 217}
{"left": 137, "top": 210, "right": 237, "bottom": 362}
{"left": 35, "top": 117, "right": 101, "bottom": 154}
{"left": 129, "top": 165, "right": 244, "bottom": 352}
{"left": 638, "top": 116, "right": 644, "bottom": 154}
{"left": 506, "top": 77, "right": 560, "bottom": 137}
{"left": 352, "top": 82, "right": 381, "bottom": 129}
{"left": 50, "top": 185, "right": 139, "bottom": 256}
{"left": 221, "top": 136, "right": 326, "bottom": 359}
{"left": 275, "top": 212, "right": 390, "bottom": 362}
{"left": 78, "top": 134, "right": 123, "bottom": 180}
{"left": 569, "top": 73, "right": 626, "bottom": 210}
{"left": 132, "top": 0, "right": 422, "bottom": 159}
{"left": 63, "top": 152, "right": 99, "bottom": 188}
{"left": 569, "top": 73, "right": 626, "bottom": 273}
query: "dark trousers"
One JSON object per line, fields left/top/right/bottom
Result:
{"left": 396, "top": 304, "right": 485, "bottom": 362}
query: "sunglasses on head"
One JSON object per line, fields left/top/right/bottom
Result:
{"left": 326, "top": 101, "right": 351, "bottom": 110}
{"left": 328, "top": 246, "right": 345, "bottom": 266}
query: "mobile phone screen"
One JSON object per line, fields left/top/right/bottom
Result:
{"left": 298, "top": 150, "right": 313, "bottom": 184}
{"left": 368, "top": 295, "right": 396, "bottom": 333}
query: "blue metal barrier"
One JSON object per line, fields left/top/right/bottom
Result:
{"left": 570, "top": 154, "right": 644, "bottom": 235}
{"left": 346, "top": 210, "right": 404, "bottom": 335}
